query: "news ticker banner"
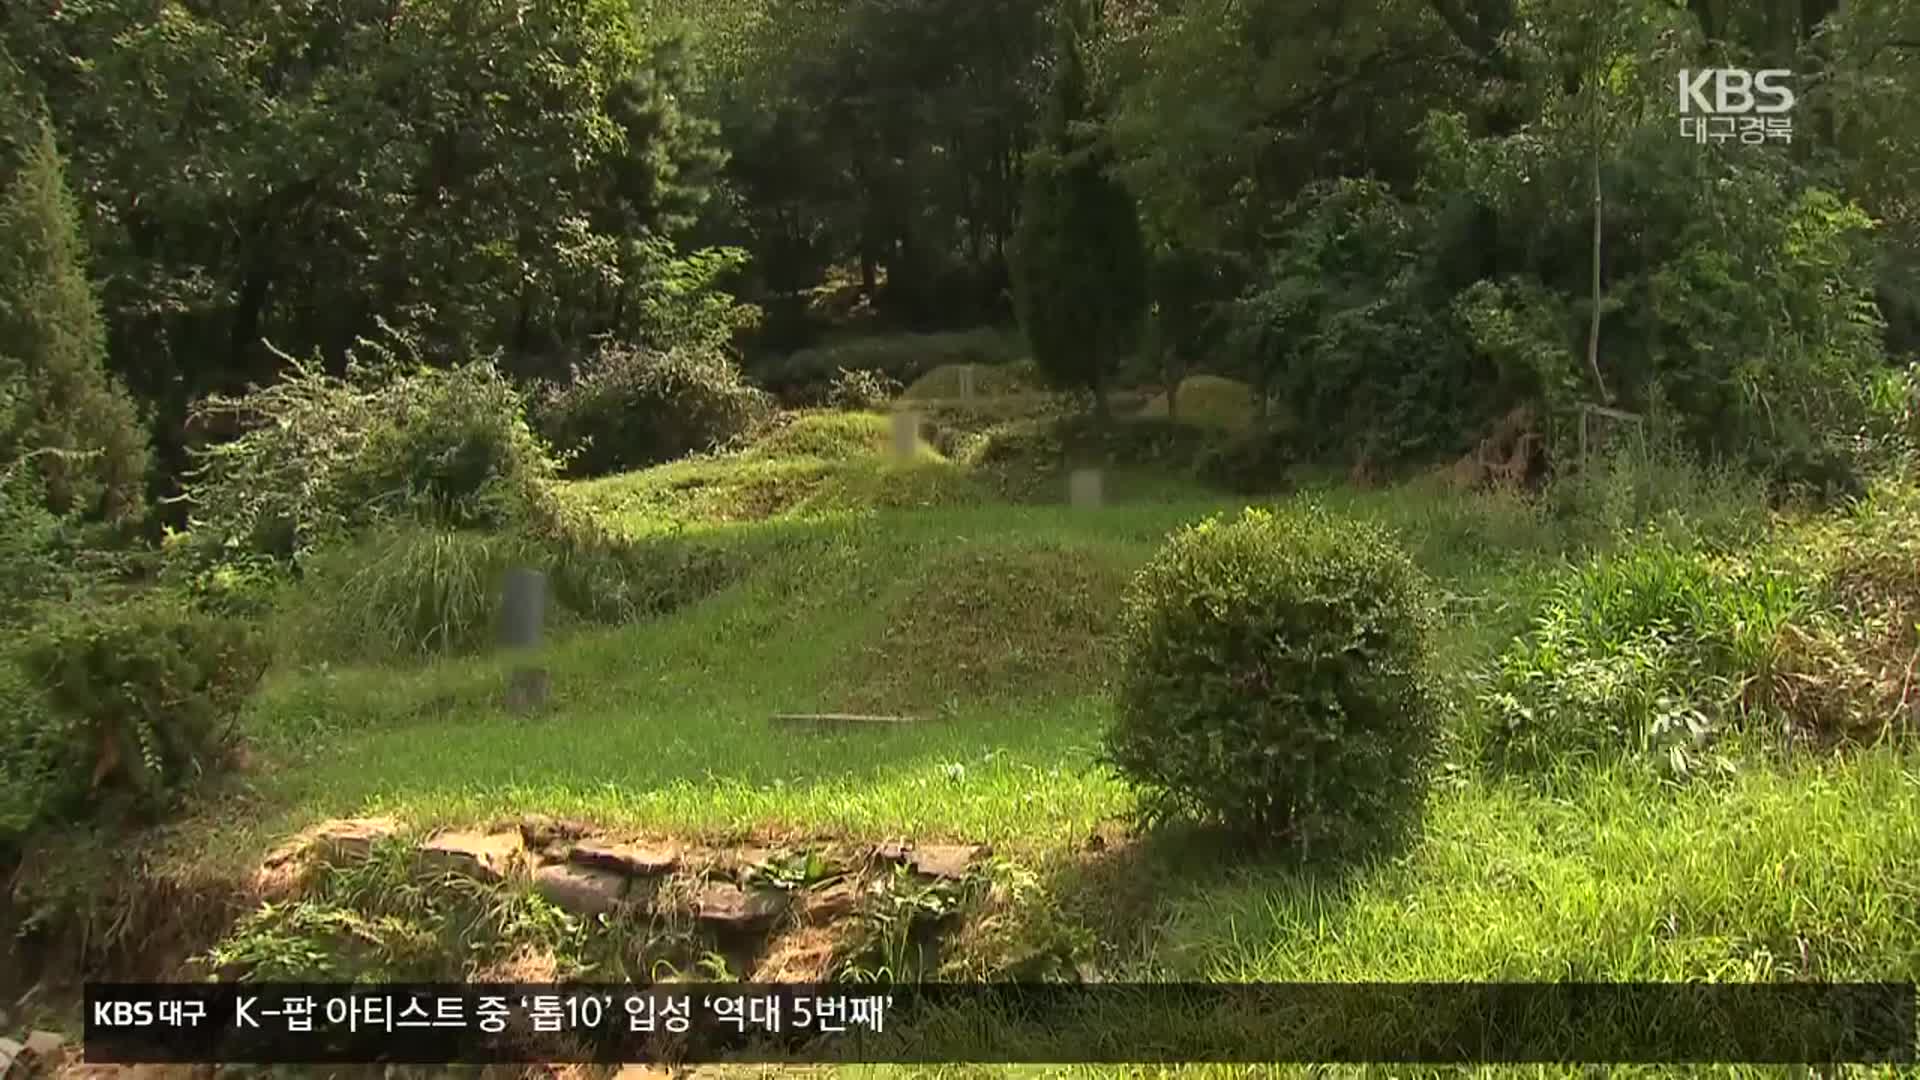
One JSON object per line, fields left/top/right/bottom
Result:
{"left": 85, "top": 982, "right": 1914, "bottom": 1064}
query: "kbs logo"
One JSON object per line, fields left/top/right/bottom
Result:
{"left": 1678, "top": 69, "right": 1796, "bottom": 114}
{"left": 1676, "top": 69, "right": 1795, "bottom": 146}
{"left": 93, "top": 1000, "right": 155, "bottom": 1026}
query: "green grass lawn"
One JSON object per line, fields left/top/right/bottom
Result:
{"left": 151, "top": 410, "right": 1920, "bottom": 1074}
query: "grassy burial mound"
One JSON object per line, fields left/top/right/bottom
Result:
{"left": 1136, "top": 374, "right": 1258, "bottom": 433}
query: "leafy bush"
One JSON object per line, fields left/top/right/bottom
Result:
{"left": 628, "top": 242, "right": 763, "bottom": 356}
{"left": 336, "top": 359, "right": 555, "bottom": 530}
{"left": 19, "top": 600, "right": 271, "bottom": 819}
{"left": 175, "top": 330, "right": 557, "bottom": 568}
{"left": 827, "top": 367, "right": 903, "bottom": 411}
{"left": 1546, "top": 436, "right": 1772, "bottom": 554}
{"left": 0, "top": 639, "right": 66, "bottom": 847}
{"left": 1858, "top": 362, "right": 1920, "bottom": 476}
{"left": 1194, "top": 429, "right": 1293, "bottom": 493}
{"left": 0, "top": 453, "right": 66, "bottom": 623}
{"left": 1479, "top": 538, "right": 1819, "bottom": 775}
{"left": 1107, "top": 507, "right": 1440, "bottom": 852}
{"left": 537, "top": 342, "right": 773, "bottom": 476}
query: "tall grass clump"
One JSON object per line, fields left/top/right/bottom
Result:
{"left": 1108, "top": 506, "right": 1440, "bottom": 856}
{"left": 1547, "top": 438, "right": 1771, "bottom": 554}
{"left": 278, "top": 509, "right": 750, "bottom": 664}
{"left": 1477, "top": 484, "right": 1920, "bottom": 776}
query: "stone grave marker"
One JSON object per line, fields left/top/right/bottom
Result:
{"left": 1070, "top": 467, "right": 1105, "bottom": 509}
{"left": 959, "top": 364, "right": 976, "bottom": 401}
{"left": 501, "top": 567, "right": 550, "bottom": 713}
{"left": 891, "top": 410, "right": 921, "bottom": 460}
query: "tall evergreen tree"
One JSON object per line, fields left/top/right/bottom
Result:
{"left": 0, "top": 120, "right": 149, "bottom": 525}
{"left": 1013, "top": 0, "right": 1149, "bottom": 419}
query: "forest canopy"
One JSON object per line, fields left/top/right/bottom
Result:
{"left": 0, "top": 0, "right": 1915, "bottom": 516}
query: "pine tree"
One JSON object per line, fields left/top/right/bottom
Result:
{"left": 1012, "top": 0, "right": 1149, "bottom": 420}
{"left": 0, "top": 120, "right": 150, "bottom": 525}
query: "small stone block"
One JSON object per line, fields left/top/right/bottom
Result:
{"left": 419, "top": 830, "right": 524, "bottom": 883}
{"left": 0, "top": 1040, "right": 22, "bottom": 1076}
{"left": 909, "top": 844, "right": 988, "bottom": 880}
{"left": 500, "top": 568, "right": 548, "bottom": 650}
{"left": 263, "top": 817, "right": 401, "bottom": 870}
{"left": 533, "top": 863, "right": 628, "bottom": 917}
{"left": 803, "top": 879, "right": 862, "bottom": 921}
{"left": 312, "top": 817, "right": 402, "bottom": 863}
{"left": 21, "top": 1030, "right": 66, "bottom": 1070}
{"left": 1069, "top": 468, "right": 1104, "bottom": 509}
{"left": 694, "top": 881, "right": 788, "bottom": 930}
{"left": 890, "top": 412, "right": 921, "bottom": 459}
{"left": 504, "top": 667, "right": 551, "bottom": 714}
{"left": 569, "top": 841, "right": 680, "bottom": 877}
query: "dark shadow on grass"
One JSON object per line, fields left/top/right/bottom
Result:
{"left": 1021, "top": 809, "right": 1416, "bottom": 980}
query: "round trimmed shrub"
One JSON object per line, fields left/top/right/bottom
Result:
{"left": 538, "top": 343, "right": 773, "bottom": 476}
{"left": 1107, "top": 506, "right": 1440, "bottom": 852}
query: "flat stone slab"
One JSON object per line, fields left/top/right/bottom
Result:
{"left": 19, "top": 1030, "right": 66, "bottom": 1072}
{"left": 802, "top": 879, "right": 862, "bottom": 921}
{"left": 693, "top": 882, "right": 789, "bottom": 931}
{"left": 770, "top": 713, "right": 919, "bottom": 731}
{"left": 875, "top": 841, "right": 988, "bottom": 880}
{"left": 569, "top": 841, "right": 680, "bottom": 877}
{"left": 910, "top": 844, "right": 988, "bottom": 880}
{"left": 263, "top": 817, "right": 402, "bottom": 869}
{"left": 419, "top": 830, "right": 524, "bottom": 883}
{"left": 534, "top": 863, "right": 628, "bottom": 917}
{"left": 516, "top": 814, "right": 594, "bottom": 848}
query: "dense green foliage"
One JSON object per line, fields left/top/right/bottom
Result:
{"left": 1108, "top": 507, "right": 1440, "bottom": 852}
{"left": 171, "top": 332, "right": 557, "bottom": 569}
{"left": 6, "top": 0, "right": 1912, "bottom": 493}
{"left": 0, "top": 120, "right": 149, "bottom": 525}
{"left": 1484, "top": 480, "right": 1920, "bottom": 776}
{"left": 1013, "top": 0, "right": 1150, "bottom": 417}
{"left": 2, "top": 0, "right": 729, "bottom": 497}
{"left": 537, "top": 342, "right": 774, "bottom": 476}
{"left": 13, "top": 601, "right": 269, "bottom": 833}
{"left": 826, "top": 368, "right": 904, "bottom": 411}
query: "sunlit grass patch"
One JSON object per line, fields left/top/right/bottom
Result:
{"left": 1136, "top": 374, "right": 1256, "bottom": 433}
{"left": 1152, "top": 753, "right": 1920, "bottom": 982}
{"left": 741, "top": 410, "right": 895, "bottom": 461}
{"left": 903, "top": 361, "right": 1043, "bottom": 402}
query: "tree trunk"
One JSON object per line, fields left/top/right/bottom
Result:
{"left": 1164, "top": 346, "right": 1184, "bottom": 422}
{"left": 230, "top": 263, "right": 273, "bottom": 383}
{"left": 1585, "top": 148, "right": 1611, "bottom": 404}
